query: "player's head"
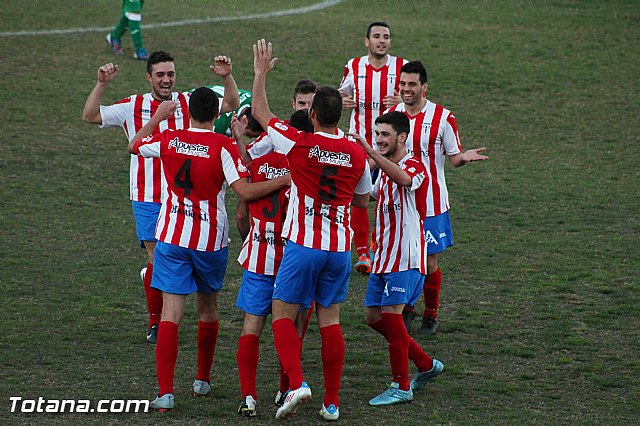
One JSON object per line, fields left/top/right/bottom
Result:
{"left": 292, "top": 79, "right": 318, "bottom": 111}
{"left": 288, "top": 109, "right": 314, "bottom": 133}
{"left": 399, "top": 61, "right": 428, "bottom": 106}
{"left": 365, "top": 22, "right": 391, "bottom": 59}
{"left": 374, "top": 111, "right": 409, "bottom": 159}
{"left": 189, "top": 87, "right": 219, "bottom": 123}
{"left": 146, "top": 51, "right": 176, "bottom": 101}
{"left": 238, "top": 106, "right": 264, "bottom": 137}
{"left": 309, "top": 86, "right": 342, "bottom": 128}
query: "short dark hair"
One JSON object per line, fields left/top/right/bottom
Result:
{"left": 293, "top": 79, "right": 318, "bottom": 100}
{"left": 288, "top": 109, "right": 314, "bottom": 133}
{"left": 310, "top": 86, "right": 342, "bottom": 127}
{"left": 239, "top": 106, "right": 264, "bottom": 133}
{"left": 146, "top": 51, "right": 174, "bottom": 74}
{"left": 367, "top": 21, "right": 389, "bottom": 38}
{"left": 375, "top": 111, "right": 410, "bottom": 137}
{"left": 400, "top": 61, "right": 428, "bottom": 85}
{"left": 189, "top": 87, "right": 219, "bottom": 123}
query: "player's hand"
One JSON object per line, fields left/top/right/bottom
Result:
{"left": 349, "top": 132, "right": 373, "bottom": 154}
{"left": 342, "top": 95, "right": 355, "bottom": 110}
{"left": 253, "top": 39, "right": 278, "bottom": 74}
{"left": 97, "top": 63, "right": 118, "bottom": 84}
{"left": 231, "top": 112, "right": 246, "bottom": 143}
{"left": 461, "top": 147, "right": 489, "bottom": 162}
{"left": 383, "top": 90, "right": 401, "bottom": 108}
{"left": 210, "top": 55, "right": 233, "bottom": 78}
{"left": 155, "top": 100, "right": 179, "bottom": 120}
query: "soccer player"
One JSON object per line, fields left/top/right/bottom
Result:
{"left": 251, "top": 39, "right": 372, "bottom": 421}
{"left": 106, "top": 0, "right": 149, "bottom": 60}
{"left": 127, "top": 87, "right": 291, "bottom": 412}
{"left": 82, "top": 52, "right": 240, "bottom": 343}
{"left": 189, "top": 85, "right": 253, "bottom": 137}
{"left": 338, "top": 22, "right": 408, "bottom": 275}
{"left": 352, "top": 111, "right": 444, "bottom": 406}
{"left": 386, "top": 61, "right": 489, "bottom": 335}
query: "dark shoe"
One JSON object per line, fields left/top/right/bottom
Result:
{"left": 402, "top": 308, "right": 417, "bottom": 335}
{"left": 146, "top": 324, "right": 158, "bottom": 344}
{"left": 420, "top": 316, "right": 438, "bottom": 336}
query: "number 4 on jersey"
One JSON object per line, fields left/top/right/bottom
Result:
{"left": 174, "top": 160, "right": 193, "bottom": 196}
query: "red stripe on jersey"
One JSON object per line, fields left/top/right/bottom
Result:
{"left": 255, "top": 232, "right": 268, "bottom": 275}
{"left": 171, "top": 201, "right": 186, "bottom": 247}
{"left": 188, "top": 202, "right": 202, "bottom": 249}
{"left": 429, "top": 105, "right": 444, "bottom": 215}
{"left": 364, "top": 64, "right": 374, "bottom": 145}
{"left": 379, "top": 65, "right": 389, "bottom": 121}
{"left": 352, "top": 58, "right": 362, "bottom": 138}
{"left": 312, "top": 200, "right": 323, "bottom": 249}
{"left": 149, "top": 100, "right": 163, "bottom": 203}
{"left": 158, "top": 201, "right": 170, "bottom": 243}
{"left": 328, "top": 205, "right": 339, "bottom": 252}
{"left": 411, "top": 111, "right": 426, "bottom": 164}
{"left": 134, "top": 95, "right": 146, "bottom": 201}
{"left": 394, "top": 58, "right": 405, "bottom": 93}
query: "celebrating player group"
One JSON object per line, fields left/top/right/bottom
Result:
{"left": 82, "top": 21, "right": 488, "bottom": 421}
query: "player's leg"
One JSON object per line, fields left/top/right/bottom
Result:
{"left": 122, "top": 0, "right": 148, "bottom": 59}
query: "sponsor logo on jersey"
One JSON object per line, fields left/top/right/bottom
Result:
{"left": 358, "top": 100, "right": 381, "bottom": 110}
{"left": 379, "top": 202, "right": 402, "bottom": 213}
{"left": 170, "top": 202, "right": 210, "bottom": 222}
{"left": 168, "top": 138, "right": 210, "bottom": 158}
{"left": 257, "top": 162, "right": 289, "bottom": 180}
{"left": 407, "top": 148, "right": 429, "bottom": 158}
{"left": 274, "top": 122, "right": 289, "bottom": 131}
{"left": 308, "top": 145, "right": 352, "bottom": 167}
{"left": 425, "top": 230, "right": 438, "bottom": 245}
{"left": 252, "top": 230, "right": 287, "bottom": 247}
{"left": 304, "top": 205, "right": 345, "bottom": 224}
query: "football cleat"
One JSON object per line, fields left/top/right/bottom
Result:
{"left": 319, "top": 404, "right": 339, "bottom": 421}
{"left": 369, "top": 382, "right": 413, "bottom": 406}
{"left": 106, "top": 33, "right": 123, "bottom": 55}
{"left": 410, "top": 359, "right": 444, "bottom": 391}
{"left": 275, "top": 382, "right": 311, "bottom": 420}
{"left": 146, "top": 324, "right": 158, "bottom": 344}
{"left": 420, "top": 316, "right": 438, "bottom": 336}
{"left": 274, "top": 390, "right": 288, "bottom": 407}
{"left": 354, "top": 255, "right": 372, "bottom": 275}
{"left": 150, "top": 393, "right": 174, "bottom": 412}
{"left": 192, "top": 380, "right": 211, "bottom": 397}
{"left": 238, "top": 395, "right": 257, "bottom": 417}
{"left": 134, "top": 47, "right": 150, "bottom": 60}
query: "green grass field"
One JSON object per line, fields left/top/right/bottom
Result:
{"left": 1, "top": 1, "right": 639, "bottom": 424}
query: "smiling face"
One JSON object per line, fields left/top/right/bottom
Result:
{"left": 375, "top": 122, "right": 403, "bottom": 158}
{"left": 399, "top": 71, "right": 428, "bottom": 107}
{"left": 146, "top": 61, "right": 176, "bottom": 101}
{"left": 365, "top": 25, "right": 391, "bottom": 60}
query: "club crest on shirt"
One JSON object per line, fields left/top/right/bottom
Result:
{"left": 421, "top": 123, "right": 432, "bottom": 133}
{"left": 168, "top": 137, "right": 210, "bottom": 158}
{"left": 308, "top": 145, "right": 352, "bottom": 167}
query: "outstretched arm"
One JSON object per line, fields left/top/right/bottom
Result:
{"left": 448, "top": 147, "right": 489, "bottom": 167}
{"left": 127, "top": 101, "right": 178, "bottom": 153}
{"left": 230, "top": 175, "right": 290, "bottom": 203}
{"left": 82, "top": 63, "right": 119, "bottom": 123}
{"left": 251, "top": 39, "right": 278, "bottom": 131}
{"left": 210, "top": 55, "right": 240, "bottom": 114}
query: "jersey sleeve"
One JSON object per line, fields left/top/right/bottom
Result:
{"left": 354, "top": 160, "right": 373, "bottom": 195}
{"left": 338, "top": 61, "right": 354, "bottom": 95}
{"left": 402, "top": 157, "right": 427, "bottom": 192}
{"left": 442, "top": 112, "right": 463, "bottom": 155}
{"left": 221, "top": 139, "right": 251, "bottom": 185}
{"left": 247, "top": 132, "right": 275, "bottom": 159}
{"left": 266, "top": 118, "right": 298, "bottom": 154}
{"left": 100, "top": 97, "right": 133, "bottom": 129}
{"left": 131, "top": 134, "right": 161, "bottom": 158}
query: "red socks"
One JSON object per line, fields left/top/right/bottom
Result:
{"left": 196, "top": 320, "right": 218, "bottom": 383}
{"left": 143, "top": 262, "right": 162, "bottom": 328}
{"left": 381, "top": 313, "right": 410, "bottom": 390}
{"left": 273, "top": 318, "right": 303, "bottom": 390}
{"left": 320, "top": 324, "right": 344, "bottom": 407}
{"left": 237, "top": 333, "right": 260, "bottom": 398}
{"left": 423, "top": 268, "right": 442, "bottom": 319}
{"left": 408, "top": 337, "right": 433, "bottom": 373}
{"left": 351, "top": 205, "right": 371, "bottom": 257}
{"left": 156, "top": 321, "right": 179, "bottom": 396}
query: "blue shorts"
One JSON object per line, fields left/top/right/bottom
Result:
{"left": 131, "top": 201, "right": 161, "bottom": 247}
{"left": 236, "top": 270, "right": 276, "bottom": 316}
{"left": 424, "top": 211, "right": 454, "bottom": 255}
{"left": 273, "top": 242, "right": 350, "bottom": 309}
{"left": 364, "top": 269, "right": 425, "bottom": 307}
{"left": 151, "top": 242, "right": 228, "bottom": 295}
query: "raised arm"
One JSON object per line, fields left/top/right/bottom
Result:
{"left": 251, "top": 39, "right": 278, "bottom": 131}
{"left": 82, "top": 63, "right": 119, "bottom": 124}
{"left": 448, "top": 147, "right": 489, "bottom": 167}
{"left": 127, "top": 100, "right": 178, "bottom": 153}
{"left": 210, "top": 55, "right": 239, "bottom": 114}
{"left": 231, "top": 112, "right": 253, "bottom": 165}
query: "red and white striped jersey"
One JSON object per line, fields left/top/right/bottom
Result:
{"left": 238, "top": 151, "right": 290, "bottom": 275}
{"left": 386, "top": 101, "right": 462, "bottom": 217}
{"left": 100, "top": 91, "right": 191, "bottom": 203}
{"left": 267, "top": 118, "right": 372, "bottom": 252}
{"left": 247, "top": 128, "right": 346, "bottom": 160}
{"left": 371, "top": 155, "right": 428, "bottom": 274}
{"left": 131, "top": 128, "right": 249, "bottom": 251}
{"left": 338, "top": 55, "right": 407, "bottom": 146}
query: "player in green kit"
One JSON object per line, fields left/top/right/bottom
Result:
{"left": 106, "top": 0, "right": 149, "bottom": 60}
